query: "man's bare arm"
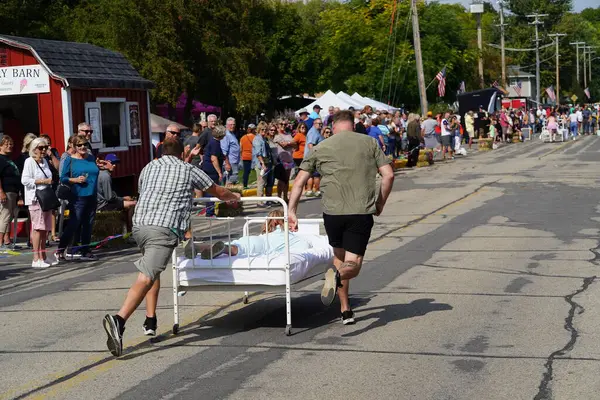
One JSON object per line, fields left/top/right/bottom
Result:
{"left": 288, "top": 170, "right": 311, "bottom": 215}
{"left": 375, "top": 164, "right": 394, "bottom": 215}
{"left": 204, "top": 184, "right": 240, "bottom": 202}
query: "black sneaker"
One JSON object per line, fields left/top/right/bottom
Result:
{"left": 341, "top": 310, "right": 355, "bottom": 325}
{"left": 80, "top": 252, "right": 98, "bottom": 261}
{"left": 143, "top": 316, "right": 157, "bottom": 336}
{"left": 103, "top": 314, "right": 124, "bottom": 357}
{"left": 321, "top": 268, "right": 342, "bottom": 306}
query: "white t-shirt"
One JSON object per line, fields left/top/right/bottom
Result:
{"left": 569, "top": 113, "right": 578, "bottom": 123}
{"left": 576, "top": 110, "right": 583, "bottom": 122}
{"left": 441, "top": 119, "right": 451, "bottom": 136}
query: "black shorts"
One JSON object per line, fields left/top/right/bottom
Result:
{"left": 323, "top": 213, "right": 374, "bottom": 256}
{"left": 293, "top": 158, "right": 303, "bottom": 167}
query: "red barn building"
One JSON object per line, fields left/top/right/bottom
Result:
{"left": 0, "top": 35, "right": 154, "bottom": 190}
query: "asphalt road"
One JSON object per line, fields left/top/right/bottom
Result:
{"left": 2, "top": 137, "right": 600, "bottom": 400}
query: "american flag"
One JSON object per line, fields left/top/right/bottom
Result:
{"left": 458, "top": 81, "right": 466, "bottom": 93}
{"left": 436, "top": 67, "right": 446, "bottom": 97}
{"left": 546, "top": 86, "right": 556, "bottom": 102}
{"left": 585, "top": 87, "right": 591, "bottom": 99}
{"left": 513, "top": 81, "right": 522, "bottom": 97}
{"left": 492, "top": 80, "right": 499, "bottom": 88}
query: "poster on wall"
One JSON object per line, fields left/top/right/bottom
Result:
{"left": 87, "top": 107, "right": 101, "bottom": 144}
{"left": 127, "top": 102, "right": 141, "bottom": 145}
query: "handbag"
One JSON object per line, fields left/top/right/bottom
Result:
{"left": 56, "top": 157, "right": 72, "bottom": 200}
{"left": 35, "top": 161, "right": 61, "bottom": 211}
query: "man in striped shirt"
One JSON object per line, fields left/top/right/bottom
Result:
{"left": 103, "top": 139, "right": 239, "bottom": 357}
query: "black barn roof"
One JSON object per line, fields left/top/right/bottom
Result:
{"left": 0, "top": 35, "right": 154, "bottom": 90}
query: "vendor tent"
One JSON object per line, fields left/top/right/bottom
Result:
{"left": 351, "top": 93, "right": 396, "bottom": 112}
{"left": 297, "top": 90, "right": 355, "bottom": 117}
{"left": 151, "top": 113, "right": 188, "bottom": 133}
{"left": 337, "top": 91, "right": 368, "bottom": 110}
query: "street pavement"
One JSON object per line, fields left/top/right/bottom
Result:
{"left": 2, "top": 136, "right": 600, "bottom": 400}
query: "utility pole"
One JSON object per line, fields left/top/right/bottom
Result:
{"left": 471, "top": 2, "right": 484, "bottom": 88}
{"left": 527, "top": 14, "right": 547, "bottom": 105}
{"left": 570, "top": 42, "right": 585, "bottom": 84}
{"left": 583, "top": 46, "right": 588, "bottom": 87}
{"left": 549, "top": 33, "right": 566, "bottom": 105}
{"left": 498, "top": 0, "right": 507, "bottom": 87}
{"left": 412, "top": 0, "right": 427, "bottom": 115}
{"left": 589, "top": 50, "right": 595, "bottom": 84}
{"left": 584, "top": 46, "right": 596, "bottom": 87}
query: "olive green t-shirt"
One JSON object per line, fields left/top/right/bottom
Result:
{"left": 300, "top": 130, "right": 390, "bottom": 215}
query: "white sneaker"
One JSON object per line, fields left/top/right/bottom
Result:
{"left": 305, "top": 191, "right": 314, "bottom": 197}
{"left": 32, "top": 259, "right": 50, "bottom": 269}
{"left": 313, "top": 191, "right": 321, "bottom": 197}
{"left": 46, "top": 256, "right": 59, "bottom": 266}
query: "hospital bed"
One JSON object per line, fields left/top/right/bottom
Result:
{"left": 171, "top": 197, "right": 333, "bottom": 336}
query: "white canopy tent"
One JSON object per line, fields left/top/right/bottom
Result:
{"left": 296, "top": 90, "right": 398, "bottom": 118}
{"left": 150, "top": 113, "right": 189, "bottom": 146}
{"left": 351, "top": 92, "right": 397, "bottom": 112}
{"left": 336, "top": 91, "right": 368, "bottom": 110}
{"left": 297, "top": 90, "right": 356, "bottom": 118}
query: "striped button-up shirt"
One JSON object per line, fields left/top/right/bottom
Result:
{"left": 133, "top": 156, "right": 214, "bottom": 232}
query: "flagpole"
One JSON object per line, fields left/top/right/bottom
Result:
{"left": 426, "top": 65, "right": 447, "bottom": 90}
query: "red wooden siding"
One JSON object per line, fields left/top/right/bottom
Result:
{"left": 3, "top": 45, "right": 37, "bottom": 66}
{"left": 70, "top": 88, "right": 151, "bottom": 180}
{"left": 38, "top": 80, "right": 64, "bottom": 152}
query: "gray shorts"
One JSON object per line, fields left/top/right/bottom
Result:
{"left": 132, "top": 225, "right": 179, "bottom": 280}
{"left": 441, "top": 135, "right": 452, "bottom": 148}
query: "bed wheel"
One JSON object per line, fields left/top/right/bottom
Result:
{"left": 173, "top": 324, "right": 179, "bottom": 335}
{"left": 243, "top": 295, "right": 249, "bottom": 304}
{"left": 285, "top": 325, "right": 292, "bottom": 336}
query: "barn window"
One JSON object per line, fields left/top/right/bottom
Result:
{"left": 85, "top": 98, "right": 141, "bottom": 152}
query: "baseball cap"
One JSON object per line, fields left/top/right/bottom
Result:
{"left": 248, "top": 123, "right": 256, "bottom": 129}
{"left": 427, "top": 111, "right": 433, "bottom": 117}
{"left": 104, "top": 153, "right": 120, "bottom": 164}
{"left": 313, "top": 104, "right": 322, "bottom": 110}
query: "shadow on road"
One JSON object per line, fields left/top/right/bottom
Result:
{"left": 342, "top": 298, "right": 453, "bottom": 338}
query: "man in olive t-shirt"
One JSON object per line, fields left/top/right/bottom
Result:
{"left": 288, "top": 110, "right": 395, "bottom": 325}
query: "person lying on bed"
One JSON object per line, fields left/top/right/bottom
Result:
{"left": 184, "top": 210, "right": 312, "bottom": 259}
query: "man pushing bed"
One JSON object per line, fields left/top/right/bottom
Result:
{"left": 288, "top": 110, "right": 395, "bottom": 325}
{"left": 102, "top": 139, "right": 239, "bottom": 357}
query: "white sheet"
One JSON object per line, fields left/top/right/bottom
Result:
{"left": 176, "top": 234, "right": 333, "bottom": 286}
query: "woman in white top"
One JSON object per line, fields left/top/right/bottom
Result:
{"left": 21, "top": 137, "right": 57, "bottom": 268}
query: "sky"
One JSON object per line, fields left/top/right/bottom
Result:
{"left": 442, "top": 0, "right": 596, "bottom": 12}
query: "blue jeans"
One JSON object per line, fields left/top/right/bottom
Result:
{"left": 226, "top": 162, "right": 239, "bottom": 185}
{"left": 59, "top": 195, "right": 97, "bottom": 254}
{"left": 570, "top": 122, "right": 578, "bottom": 137}
{"left": 242, "top": 160, "right": 252, "bottom": 188}
{"left": 386, "top": 138, "right": 396, "bottom": 156}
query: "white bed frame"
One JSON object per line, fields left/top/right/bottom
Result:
{"left": 171, "top": 197, "right": 329, "bottom": 336}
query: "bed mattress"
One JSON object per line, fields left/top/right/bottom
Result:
{"left": 176, "top": 234, "right": 333, "bottom": 286}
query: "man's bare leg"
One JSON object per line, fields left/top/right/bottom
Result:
{"left": 145, "top": 278, "right": 160, "bottom": 318}
{"left": 117, "top": 273, "right": 155, "bottom": 321}
{"left": 332, "top": 248, "right": 363, "bottom": 312}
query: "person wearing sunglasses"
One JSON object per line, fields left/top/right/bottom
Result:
{"left": 56, "top": 135, "right": 100, "bottom": 262}
{"left": 77, "top": 122, "right": 99, "bottom": 157}
{"left": 21, "top": 138, "right": 58, "bottom": 268}
{"left": 156, "top": 124, "right": 181, "bottom": 159}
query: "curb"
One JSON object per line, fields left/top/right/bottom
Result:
{"left": 242, "top": 184, "right": 293, "bottom": 197}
